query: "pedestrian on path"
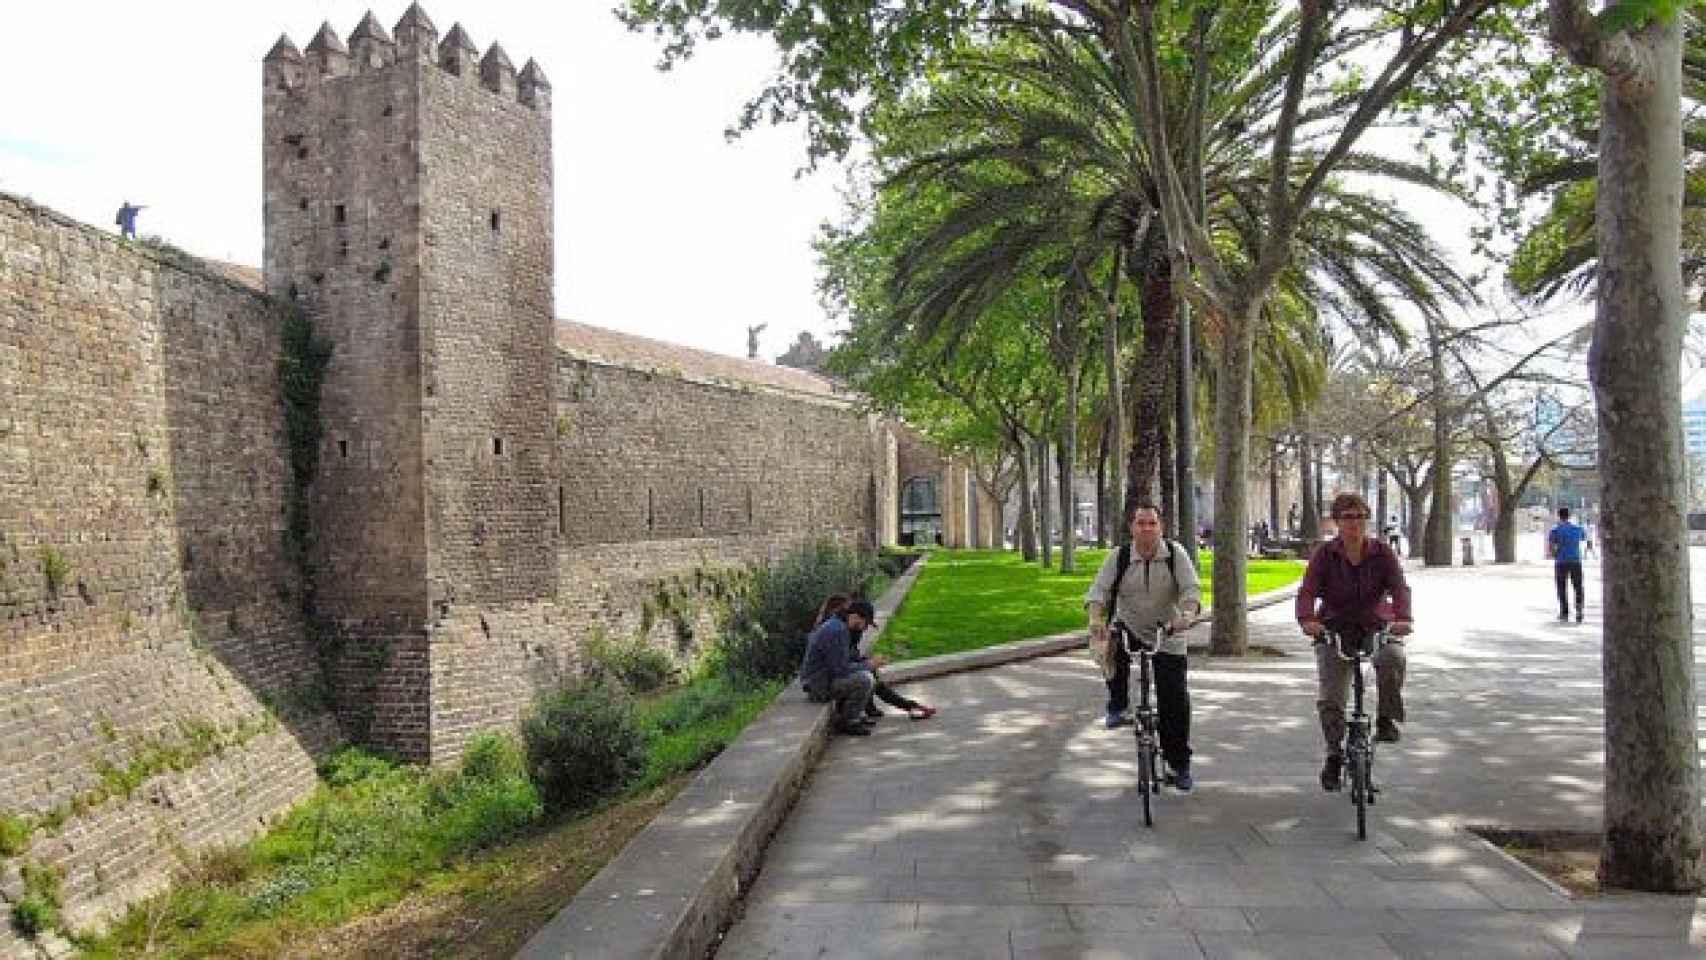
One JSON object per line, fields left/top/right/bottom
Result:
{"left": 1295, "top": 491, "right": 1413, "bottom": 792}
{"left": 1085, "top": 502, "right": 1202, "bottom": 792}
{"left": 799, "top": 595, "right": 876, "bottom": 736}
{"left": 1547, "top": 506, "right": 1589, "bottom": 623}
{"left": 115, "top": 200, "right": 146, "bottom": 239}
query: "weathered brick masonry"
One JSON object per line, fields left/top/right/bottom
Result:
{"left": 0, "top": 194, "right": 336, "bottom": 952}
{"left": 0, "top": 5, "right": 949, "bottom": 945}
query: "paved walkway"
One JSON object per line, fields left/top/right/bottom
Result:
{"left": 719, "top": 557, "right": 1706, "bottom": 958}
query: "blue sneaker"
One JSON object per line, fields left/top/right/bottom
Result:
{"left": 1104, "top": 710, "right": 1130, "bottom": 729}
{"left": 1172, "top": 769, "right": 1194, "bottom": 793}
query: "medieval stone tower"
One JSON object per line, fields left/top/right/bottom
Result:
{"left": 261, "top": 6, "right": 558, "bottom": 755}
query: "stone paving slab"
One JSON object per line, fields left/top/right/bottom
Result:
{"left": 712, "top": 562, "right": 1706, "bottom": 958}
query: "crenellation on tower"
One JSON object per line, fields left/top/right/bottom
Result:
{"left": 480, "top": 43, "right": 517, "bottom": 97}
{"left": 393, "top": 3, "right": 438, "bottom": 62}
{"left": 518, "top": 59, "right": 550, "bottom": 111}
{"left": 348, "top": 12, "right": 396, "bottom": 72}
{"left": 438, "top": 24, "right": 480, "bottom": 79}
{"left": 263, "top": 35, "right": 305, "bottom": 91}
{"left": 303, "top": 22, "right": 351, "bottom": 81}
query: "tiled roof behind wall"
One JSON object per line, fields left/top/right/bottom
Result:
{"left": 554, "top": 319, "right": 848, "bottom": 402}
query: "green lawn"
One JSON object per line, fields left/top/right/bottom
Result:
{"left": 874, "top": 548, "right": 1305, "bottom": 662}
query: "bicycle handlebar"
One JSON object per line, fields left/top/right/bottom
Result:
{"left": 1112, "top": 620, "right": 1170, "bottom": 654}
{"left": 1323, "top": 626, "right": 1393, "bottom": 661}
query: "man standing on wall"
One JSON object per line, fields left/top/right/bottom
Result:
{"left": 115, "top": 201, "right": 145, "bottom": 239}
{"left": 1085, "top": 503, "right": 1203, "bottom": 792}
{"left": 1548, "top": 506, "right": 1589, "bottom": 623}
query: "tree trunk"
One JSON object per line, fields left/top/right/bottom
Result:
{"left": 1159, "top": 401, "right": 1178, "bottom": 541}
{"left": 1487, "top": 438, "right": 1518, "bottom": 563}
{"left": 1573, "top": 12, "right": 1701, "bottom": 891}
{"left": 1268, "top": 442, "right": 1281, "bottom": 537}
{"left": 1059, "top": 366, "right": 1079, "bottom": 573}
{"left": 1127, "top": 226, "right": 1176, "bottom": 513}
{"left": 1016, "top": 437, "right": 1038, "bottom": 562}
{"left": 1210, "top": 303, "right": 1257, "bottom": 656}
{"left": 1406, "top": 476, "right": 1428, "bottom": 560}
{"left": 1425, "top": 319, "right": 1456, "bottom": 566}
{"left": 1104, "top": 254, "right": 1126, "bottom": 547}
{"left": 1177, "top": 303, "right": 1198, "bottom": 552}
{"left": 1314, "top": 446, "right": 1326, "bottom": 519}
{"left": 1375, "top": 469, "right": 1389, "bottom": 540}
{"left": 1096, "top": 424, "right": 1110, "bottom": 548}
{"left": 1036, "top": 437, "right": 1053, "bottom": 568}
{"left": 1299, "top": 428, "right": 1319, "bottom": 539}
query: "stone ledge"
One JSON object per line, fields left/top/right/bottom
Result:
{"left": 516, "top": 559, "right": 1303, "bottom": 959}
{"left": 517, "top": 555, "right": 933, "bottom": 960}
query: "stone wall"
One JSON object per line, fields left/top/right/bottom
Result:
{"left": 0, "top": 194, "right": 337, "bottom": 952}
{"left": 422, "top": 342, "right": 884, "bottom": 763}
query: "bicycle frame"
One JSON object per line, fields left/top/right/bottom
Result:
{"left": 1113, "top": 621, "right": 1167, "bottom": 823}
{"left": 1328, "top": 626, "right": 1390, "bottom": 839}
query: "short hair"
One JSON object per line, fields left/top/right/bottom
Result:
{"left": 1558, "top": 507, "right": 1571, "bottom": 520}
{"left": 1125, "top": 502, "right": 1162, "bottom": 525}
{"left": 1329, "top": 492, "right": 1371, "bottom": 519}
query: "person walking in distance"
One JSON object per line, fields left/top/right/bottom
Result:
{"left": 115, "top": 201, "right": 145, "bottom": 239}
{"left": 1548, "top": 506, "right": 1589, "bottom": 623}
{"left": 1085, "top": 503, "right": 1203, "bottom": 792}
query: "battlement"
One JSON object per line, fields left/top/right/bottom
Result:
{"left": 263, "top": 4, "right": 550, "bottom": 111}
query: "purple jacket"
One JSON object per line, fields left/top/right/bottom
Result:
{"left": 1294, "top": 537, "right": 1412, "bottom": 632}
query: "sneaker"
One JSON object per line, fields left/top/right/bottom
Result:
{"left": 1172, "top": 769, "right": 1194, "bottom": 793}
{"left": 1104, "top": 711, "right": 1131, "bottom": 730}
{"left": 1320, "top": 755, "right": 1343, "bottom": 792}
{"left": 1375, "top": 718, "right": 1401, "bottom": 744}
{"left": 834, "top": 720, "right": 872, "bottom": 737}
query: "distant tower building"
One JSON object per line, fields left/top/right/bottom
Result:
{"left": 262, "top": 6, "right": 557, "bottom": 757}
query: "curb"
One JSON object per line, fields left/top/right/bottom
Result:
{"left": 516, "top": 559, "right": 1303, "bottom": 959}
{"left": 516, "top": 552, "right": 932, "bottom": 960}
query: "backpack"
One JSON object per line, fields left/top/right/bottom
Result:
{"left": 1104, "top": 539, "right": 1181, "bottom": 621}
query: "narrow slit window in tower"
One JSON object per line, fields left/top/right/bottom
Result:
{"left": 493, "top": 437, "right": 503, "bottom": 456}
{"left": 334, "top": 204, "right": 346, "bottom": 223}
{"left": 490, "top": 210, "right": 501, "bottom": 233}
{"left": 646, "top": 489, "right": 655, "bottom": 532}
{"left": 558, "top": 486, "right": 566, "bottom": 536}
{"left": 338, "top": 440, "right": 348, "bottom": 459}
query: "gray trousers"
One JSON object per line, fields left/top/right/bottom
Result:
{"left": 1314, "top": 640, "right": 1406, "bottom": 757}
{"left": 812, "top": 671, "right": 874, "bottom": 725}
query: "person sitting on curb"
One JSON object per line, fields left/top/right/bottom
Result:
{"left": 816, "top": 596, "right": 938, "bottom": 721}
{"left": 800, "top": 594, "right": 876, "bottom": 736}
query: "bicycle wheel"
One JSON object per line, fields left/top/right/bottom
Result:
{"left": 1350, "top": 749, "right": 1370, "bottom": 841}
{"left": 1136, "top": 742, "right": 1154, "bottom": 827}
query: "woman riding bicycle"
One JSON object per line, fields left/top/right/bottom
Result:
{"left": 1294, "top": 492, "right": 1413, "bottom": 792}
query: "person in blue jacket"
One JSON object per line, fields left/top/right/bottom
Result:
{"left": 799, "top": 595, "right": 876, "bottom": 735}
{"left": 1548, "top": 506, "right": 1590, "bottom": 623}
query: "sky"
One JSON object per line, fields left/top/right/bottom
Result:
{"left": 0, "top": 1, "right": 851, "bottom": 362}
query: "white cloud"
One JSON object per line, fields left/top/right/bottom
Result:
{"left": 0, "top": 1, "right": 849, "bottom": 361}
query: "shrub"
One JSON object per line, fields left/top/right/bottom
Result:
{"left": 0, "top": 811, "right": 29, "bottom": 857}
{"left": 582, "top": 631, "right": 676, "bottom": 693}
{"left": 715, "top": 539, "right": 878, "bottom": 682}
{"left": 876, "top": 547, "right": 922, "bottom": 578}
{"left": 521, "top": 682, "right": 646, "bottom": 814}
{"left": 427, "top": 732, "right": 541, "bottom": 853}
{"left": 11, "top": 863, "right": 61, "bottom": 939}
{"left": 317, "top": 747, "right": 397, "bottom": 787}
{"left": 39, "top": 547, "right": 70, "bottom": 598}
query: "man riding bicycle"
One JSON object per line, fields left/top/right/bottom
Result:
{"left": 1086, "top": 503, "right": 1202, "bottom": 792}
{"left": 1295, "top": 492, "right": 1413, "bottom": 792}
